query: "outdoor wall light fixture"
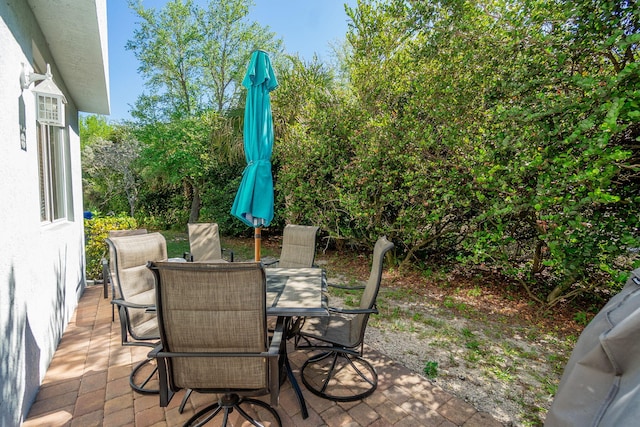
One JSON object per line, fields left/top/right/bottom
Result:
{"left": 20, "top": 63, "right": 67, "bottom": 127}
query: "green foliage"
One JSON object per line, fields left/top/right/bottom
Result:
{"left": 82, "top": 125, "right": 142, "bottom": 216}
{"left": 270, "top": 55, "right": 355, "bottom": 233}
{"left": 127, "top": 0, "right": 283, "bottom": 118}
{"left": 80, "top": 115, "right": 112, "bottom": 149}
{"left": 84, "top": 215, "right": 138, "bottom": 280}
{"left": 123, "top": 0, "right": 282, "bottom": 225}
{"left": 274, "top": 0, "right": 639, "bottom": 306}
{"left": 133, "top": 110, "right": 245, "bottom": 225}
{"left": 423, "top": 360, "right": 439, "bottom": 379}
{"left": 573, "top": 311, "right": 591, "bottom": 326}
{"left": 82, "top": 0, "right": 639, "bottom": 310}
{"left": 454, "top": 0, "right": 640, "bottom": 304}
{"left": 199, "top": 164, "right": 246, "bottom": 234}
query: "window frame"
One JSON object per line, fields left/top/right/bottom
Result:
{"left": 37, "top": 122, "right": 73, "bottom": 224}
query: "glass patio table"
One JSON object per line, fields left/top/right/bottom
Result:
{"left": 265, "top": 267, "right": 328, "bottom": 419}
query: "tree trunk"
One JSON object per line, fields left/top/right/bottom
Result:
{"left": 531, "top": 240, "right": 546, "bottom": 274}
{"left": 189, "top": 185, "right": 201, "bottom": 223}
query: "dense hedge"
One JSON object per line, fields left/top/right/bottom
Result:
{"left": 271, "top": 0, "right": 640, "bottom": 305}
{"left": 84, "top": 215, "right": 139, "bottom": 280}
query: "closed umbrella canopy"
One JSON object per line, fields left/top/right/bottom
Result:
{"left": 231, "top": 50, "right": 278, "bottom": 259}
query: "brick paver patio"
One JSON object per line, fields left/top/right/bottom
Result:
{"left": 23, "top": 285, "right": 503, "bottom": 426}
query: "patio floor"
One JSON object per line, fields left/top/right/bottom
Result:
{"left": 23, "top": 285, "right": 503, "bottom": 426}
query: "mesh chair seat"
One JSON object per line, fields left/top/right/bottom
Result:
{"left": 103, "top": 228, "right": 148, "bottom": 318}
{"left": 298, "top": 314, "right": 361, "bottom": 348}
{"left": 129, "top": 317, "right": 158, "bottom": 341}
{"left": 187, "top": 223, "right": 233, "bottom": 262}
{"left": 266, "top": 224, "right": 319, "bottom": 268}
{"left": 120, "top": 287, "right": 158, "bottom": 339}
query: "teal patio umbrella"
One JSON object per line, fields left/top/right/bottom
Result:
{"left": 231, "top": 50, "right": 278, "bottom": 261}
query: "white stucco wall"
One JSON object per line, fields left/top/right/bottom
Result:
{"left": 0, "top": 2, "right": 88, "bottom": 425}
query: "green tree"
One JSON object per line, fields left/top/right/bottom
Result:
{"left": 127, "top": 0, "right": 202, "bottom": 119}
{"left": 134, "top": 111, "right": 243, "bottom": 223}
{"left": 405, "top": 0, "right": 640, "bottom": 303}
{"left": 341, "top": 0, "right": 488, "bottom": 257}
{"left": 81, "top": 120, "right": 143, "bottom": 216}
{"left": 126, "top": 0, "right": 283, "bottom": 222}
{"left": 272, "top": 54, "right": 352, "bottom": 233}
{"left": 199, "top": 0, "right": 283, "bottom": 112}
{"left": 80, "top": 115, "right": 113, "bottom": 149}
{"left": 127, "top": 0, "right": 282, "bottom": 117}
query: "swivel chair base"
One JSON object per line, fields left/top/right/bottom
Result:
{"left": 185, "top": 393, "right": 281, "bottom": 427}
{"left": 130, "top": 357, "right": 159, "bottom": 395}
{"left": 300, "top": 350, "right": 378, "bottom": 402}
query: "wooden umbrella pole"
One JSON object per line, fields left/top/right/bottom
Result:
{"left": 255, "top": 226, "right": 262, "bottom": 262}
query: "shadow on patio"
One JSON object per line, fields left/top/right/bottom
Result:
{"left": 23, "top": 285, "right": 502, "bottom": 426}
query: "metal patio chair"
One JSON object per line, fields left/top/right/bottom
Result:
{"left": 295, "top": 236, "right": 394, "bottom": 401}
{"left": 148, "top": 261, "right": 283, "bottom": 427}
{"left": 105, "top": 232, "right": 166, "bottom": 394}
{"left": 103, "top": 228, "right": 148, "bottom": 320}
{"left": 186, "top": 222, "right": 233, "bottom": 262}
{"left": 265, "top": 224, "right": 319, "bottom": 268}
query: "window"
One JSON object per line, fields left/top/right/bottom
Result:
{"left": 37, "top": 124, "right": 73, "bottom": 222}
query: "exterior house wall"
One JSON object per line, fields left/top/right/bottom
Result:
{"left": 0, "top": 1, "right": 108, "bottom": 425}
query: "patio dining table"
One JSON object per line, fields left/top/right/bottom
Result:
{"left": 265, "top": 267, "right": 328, "bottom": 419}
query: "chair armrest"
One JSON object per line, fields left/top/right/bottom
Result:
{"left": 148, "top": 343, "right": 163, "bottom": 358}
{"left": 111, "top": 298, "right": 156, "bottom": 311}
{"left": 262, "top": 258, "right": 278, "bottom": 267}
{"left": 328, "top": 307, "right": 379, "bottom": 315}
{"left": 147, "top": 343, "right": 174, "bottom": 407}
{"left": 101, "top": 257, "right": 110, "bottom": 275}
{"left": 268, "top": 317, "right": 285, "bottom": 405}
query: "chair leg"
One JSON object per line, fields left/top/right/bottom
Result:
{"left": 179, "top": 389, "right": 193, "bottom": 413}
{"left": 300, "top": 350, "right": 378, "bottom": 402}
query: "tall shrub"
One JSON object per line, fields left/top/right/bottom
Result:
{"left": 84, "top": 215, "right": 139, "bottom": 280}
{"left": 273, "top": 0, "right": 639, "bottom": 305}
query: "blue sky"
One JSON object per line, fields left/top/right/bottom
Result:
{"left": 106, "top": 0, "right": 356, "bottom": 121}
